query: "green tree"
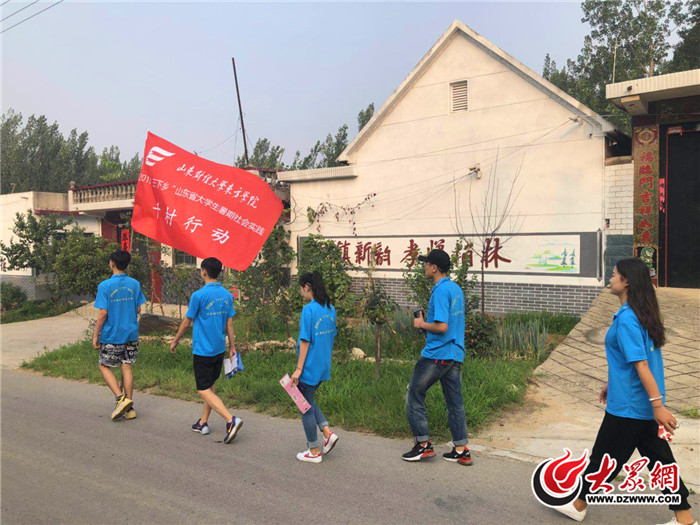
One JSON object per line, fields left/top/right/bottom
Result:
{"left": 1, "top": 109, "right": 141, "bottom": 193}
{"left": 235, "top": 138, "right": 286, "bottom": 169}
{"left": 0, "top": 211, "right": 72, "bottom": 282}
{"left": 542, "top": 0, "right": 692, "bottom": 132}
{"left": 665, "top": 0, "right": 700, "bottom": 72}
{"left": 288, "top": 124, "right": 349, "bottom": 170}
{"left": 357, "top": 102, "right": 375, "bottom": 132}
{"left": 358, "top": 248, "right": 396, "bottom": 378}
{"left": 52, "top": 228, "right": 118, "bottom": 300}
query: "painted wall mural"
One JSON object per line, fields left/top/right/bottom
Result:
{"left": 300, "top": 234, "right": 584, "bottom": 275}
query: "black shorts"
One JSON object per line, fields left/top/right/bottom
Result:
{"left": 193, "top": 352, "right": 225, "bottom": 391}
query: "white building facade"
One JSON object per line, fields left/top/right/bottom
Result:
{"left": 279, "top": 21, "right": 631, "bottom": 315}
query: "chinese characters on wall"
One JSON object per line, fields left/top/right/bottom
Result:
{"left": 632, "top": 125, "right": 660, "bottom": 278}
{"left": 307, "top": 235, "right": 582, "bottom": 275}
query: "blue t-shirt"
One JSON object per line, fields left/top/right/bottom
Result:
{"left": 94, "top": 273, "right": 147, "bottom": 344}
{"left": 297, "top": 300, "right": 336, "bottom": 386}
{"left": 421, "top": 277, "right": 466, "bottom": 362}
{"left": 186, "top": 282, "right": 235, "bottom": 357}
{"left": 605, "top": 303, "right": 665, "bottom": 420}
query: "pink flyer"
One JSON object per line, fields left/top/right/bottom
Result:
{"left": 279, "top": 374, "right": 312, "bottom": 414}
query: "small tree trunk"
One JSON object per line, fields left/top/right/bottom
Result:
{"left": 374, "top": 323, "right": 382, "bottom": 379}
{"left": 149, "top": 273, "right": 154, "bottom": 314}
{"left": 179, "top": 302, "right": 182, "bottom": 319}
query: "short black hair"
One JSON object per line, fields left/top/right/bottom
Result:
{"left": 110, "top": 250, "right": 131, "bottom": 271}
{"left": 201, "top": 257, "right": 222, "bottom": 279}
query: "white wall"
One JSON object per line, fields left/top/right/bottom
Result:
{"left": 1, "top": 192, "right": 101, "bottom": 276}
{"left": 285, "top": 32, "right": 606, "bottom": 287}
{"left": 1, "top": 192, "right": 37, "bottom": 276}
{"left": 604, "top": 158, "right": 634, "bottom": 235}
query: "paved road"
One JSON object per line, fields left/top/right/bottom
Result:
{"left": 0, "top": 306, "right": 93, "bottom": 369}
{"left": 3, "top": 371, "right": 694, "bottom": 525}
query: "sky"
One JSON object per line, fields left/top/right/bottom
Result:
{"left": 1, "top": 1, "right": 591, "bottom": 167}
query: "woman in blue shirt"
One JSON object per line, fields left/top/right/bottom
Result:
{"left": 292, "top": 271, "right": 339, "bottom": 464}
{"left": 555, "top": 258, "right": 695, "bottom": 525}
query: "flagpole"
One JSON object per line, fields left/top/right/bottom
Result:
{"left": 232, "top": 57, "right": 249, "bottom": 166}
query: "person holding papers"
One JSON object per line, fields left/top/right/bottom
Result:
{"left": 170, "top": 257, "right": 242, "bottom": 444}
{"left": 292, "top": 271, "right": 339, "bottom": 464}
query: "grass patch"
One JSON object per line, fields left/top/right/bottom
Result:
{"left": 679, "top": 407, "right": 700, "bottom": 419}
{"left": 502, "top": 311, "right": 580, "bottom": 336}
{"left": 22, "top": 338, "right": 536, "bottom": 440}
{"left": 1, "top": 300, "right": 82, "bottom": 324}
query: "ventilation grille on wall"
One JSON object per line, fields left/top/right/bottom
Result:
{"left": 451, "top": 80, "right": 468, "bottom": 112}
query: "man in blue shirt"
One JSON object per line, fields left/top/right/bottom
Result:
{"left": 403, "top": 249, "right": 471, "bottom": 465}
{"left": 170, "top": 257, "right": 242, "bottom": 444}
{"left": 93, "top": 250, "right": 147, "bottom": 421}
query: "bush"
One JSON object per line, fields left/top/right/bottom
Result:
{"left": 502, "top": 311, "right": 579, "bottom": 336}
{"left": 465, "top": 311, "right": 497, "bottom": 357}
{"left": 224, "top": 220, "right": 296, "bottom": 338}
{"left": 0, "top": 282, "right": 27, "bottom": 311}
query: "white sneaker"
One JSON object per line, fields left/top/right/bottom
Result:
{"left": 322, "top": 432, "right": 339, "bottom": 455}
{"left": 656, "top": 519, "right": 698, "bottom": 525}
{"left": 296, "top": 449, "right": 322, "bottom": 464}
{"left": 553, "top": 501, "right": 586, "bottom": 522}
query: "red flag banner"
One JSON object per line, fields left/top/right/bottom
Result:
{"left": 132, "top": 132, "right": 283, "bottom": 270}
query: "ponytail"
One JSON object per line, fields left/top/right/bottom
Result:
{"left": 299, "top": 271, "right": 331, "bottom": 307}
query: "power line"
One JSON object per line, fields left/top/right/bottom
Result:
{"left": 296, "top": 120, "right": 572, "bottom": 202}
{"left": 196, "top": 130, "right": 237, "bottom": 155}
{"left": 1, "top": 0, "right": 38, "bottom": 21}
{"left": 1, "top": 0, "right": 64, "bottom": 34}
{"left": 288, "top": 119, "right": 578, "bottom": 233}
{"left": 1, "top": 1, "right": 13, "bottom": 7}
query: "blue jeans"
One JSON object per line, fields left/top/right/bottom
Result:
{"left": 406, "top": 357, "right": 468, "bottom": 446}
{"left": 297, "top": 382, "right": 329, "bottom": 449}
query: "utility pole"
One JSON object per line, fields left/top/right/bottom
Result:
{"left": 612, "top": 36, "right": 618, "bottom": 83}
{"left": 232, "top": 57, "right": 249, "bottom": 166}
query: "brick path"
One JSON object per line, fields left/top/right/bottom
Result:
{"left": 536, "top": 287, "right": 700, "bottom": 412}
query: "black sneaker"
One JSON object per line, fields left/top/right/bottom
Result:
{"left": 443, "top": 446, "right": 473, "bottom": 466}
{"left": 402, "top": 442, "right": 436, "bottom": 462}
{"left": 224, "top": 417, "right": 243, "bottom": 444}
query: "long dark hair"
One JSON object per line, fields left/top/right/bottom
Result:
{"left": 299, "top": 271, "right": 331, "bottom": 308}
{"left": 616, "top": 258, "right": 665, "bottom": 347}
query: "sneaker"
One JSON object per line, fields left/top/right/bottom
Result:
{"left": 111, "top": 395, "right": 133, "bottom": 420}
{"left": 656, "top": 519, "right": 698, "bottom": 525}
{"left": 224, "top": 417, "right": 243, "bottom": 443}
{"left": 192, "top": 419, "right": 210, "bottom": 435}
{"left": 553, "top": 500, "right": 586, "bottom": 522}
{"left": 124, "top": 407, "right": 137, "bottom": 420}
{"left": 402, "top": 441, "right": 436, "bottom": 462}
{"left": 322, "top": 432, "right": 339, "bottom": 455}
{"left": 443, "top": 446, "right": 473, "bottom": 466}
{"left": 296, "top": 449, "right": 322, "bottom": 464}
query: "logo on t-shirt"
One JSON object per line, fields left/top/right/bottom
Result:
{"left": 204, "top": 297, "right": 230, "bottom": 316}
{"left": 109, "top": 286, "right": 136, "bottom": 303}
{"left": 314, "top": 314, "right": 335, "bottom": 337}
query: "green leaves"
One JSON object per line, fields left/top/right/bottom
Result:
{"left": 1, "top": 109, "right": 141, "bottom": 194}
{"left": 542, "top": 0, "right": 697, "bottom": 134}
